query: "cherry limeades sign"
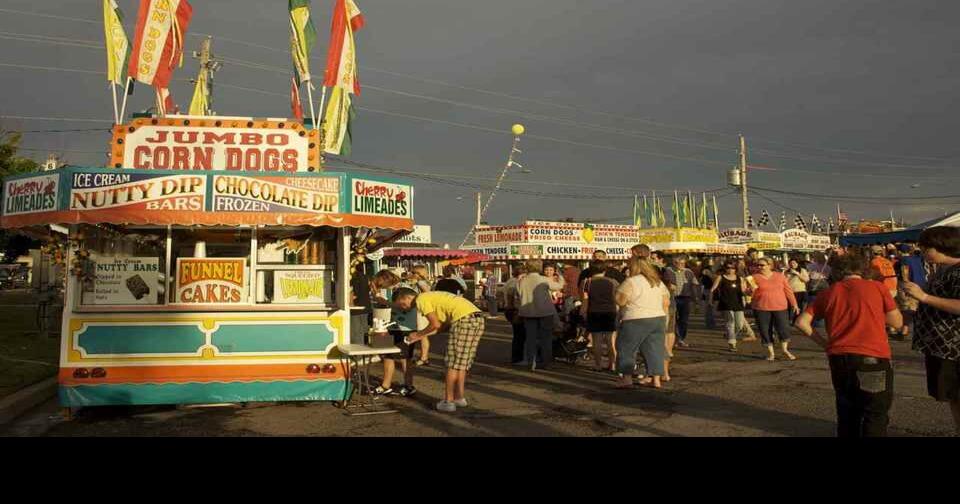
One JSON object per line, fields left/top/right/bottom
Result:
{"left": 110, "top": 118, "right": 321, "bottom": 172}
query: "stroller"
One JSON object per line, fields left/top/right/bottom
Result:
{"left": 552, "top": 298, "right": 590, "bottom": 364}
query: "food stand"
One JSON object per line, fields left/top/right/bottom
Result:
{"left": 465, "top": 220, "right": 636, "bottom": 266}
{"left": 638, "top": 227, "right": 746, "bottom": 256}
{"left": 0, "top": 117, "right": 414, "bottom": 408}
{"left": 719, "top": 227, "right": 830, "bottom": 260}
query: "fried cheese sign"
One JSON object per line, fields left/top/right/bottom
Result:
{"left": 176, "top": 258, "right": 248, "bottom": 304}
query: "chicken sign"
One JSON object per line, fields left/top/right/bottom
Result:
{"left": 109, "top": 118, "right": 322, "bottom": 172}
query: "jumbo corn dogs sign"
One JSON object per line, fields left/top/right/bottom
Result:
{"left": 109, "top": 118, "right": 322, "bottom": 172}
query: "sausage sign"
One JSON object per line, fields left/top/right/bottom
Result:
{"left": 110, "top": 119, "right": 321, "bottom": 172}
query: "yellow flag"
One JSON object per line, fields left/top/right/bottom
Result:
{"left": 102, "top": 0, "right": 130, "bottom": 84}
{"left": 322, "top": 86, "right": 354, "bottom": 155}
{"left": 188, "top": 68, "right": 209, "bottom": 115}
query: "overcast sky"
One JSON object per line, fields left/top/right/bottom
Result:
{"left": 1, "top": 0, "right": 959, "bottom": 245}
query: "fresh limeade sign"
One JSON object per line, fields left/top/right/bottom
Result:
{"left": 3, "top": 174, "right": 59, "bottom": 216}
{"left": 273, "top": 270, "right": 331, "bottom": 304}
{"left": 351, "top": 178, "right": 412, "bottom": 218}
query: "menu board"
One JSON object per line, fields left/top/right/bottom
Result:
{"left": 86, "top": 255, "right": 160, "bottom": 305}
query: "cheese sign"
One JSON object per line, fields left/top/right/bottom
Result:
{"left": 273, "top": 270, "right": 331, "bottom": 304}
{"left": 351, "top": 179, "right": 412, "bottom": 218}
{"left": 70, "top": 172, "right": 206, "bottom": 212}
{"left": 114, "top": 122, "right": 319, "bottom": 172}
{"left": 3, "top": 174, "right": 59, "bottom": 216}
{"left": 176, "top": 258, "right": 248, "bottom": 304}
{"left": 211, "top": 175, "right": 341, "bottom": 213}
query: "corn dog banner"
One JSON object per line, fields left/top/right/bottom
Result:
{"left": 0, "top": 166, "right": 413, "bottom": 231}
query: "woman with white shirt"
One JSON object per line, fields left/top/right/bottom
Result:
{"left": 614, "top": 257, "right": 671, "bottom": 389}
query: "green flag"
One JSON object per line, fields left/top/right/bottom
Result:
{"left": 289, "top": 0, "right": 318, "bottom": 84}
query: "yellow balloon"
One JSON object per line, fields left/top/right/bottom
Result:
{"left": 511, "top": 124, "right": 525, "bottom": 136}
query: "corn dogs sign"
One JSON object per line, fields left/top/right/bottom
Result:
{"left": 109, "top": 118, "right": 322, "bottom": 172}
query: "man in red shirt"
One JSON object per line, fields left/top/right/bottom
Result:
{"left": 795, "top": 253, "right": 903, "bottom": 437}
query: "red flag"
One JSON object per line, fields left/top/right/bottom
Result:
{"left": 322, "top": 0, "right": 364, "bottom": 95}
{"left": 155, "top": 86, "right": 177, "bottom": 116}
{"left": 291, "top": 77, "right": 304, "bottom": 122}
{"left": 128, "top": 0, "right": 193, "bottom": 89}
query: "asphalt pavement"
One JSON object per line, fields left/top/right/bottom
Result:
{"left": 3, "top": 309, "right": 956, "bottom": 437}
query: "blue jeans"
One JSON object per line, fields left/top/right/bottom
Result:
{"left": 704, "top": 299, "right": 717, "bottom": 328}
{"left": 722, "top": 310, "right": 747, "bottom": 343}
{"left": 523, "top": 316, "right": 554, "bottom": 364}
{"left": 675, "top": 296, "right": 692, "bottom": 341}
{"left": 616, "top": 317, "right": 667, "bottom": 376}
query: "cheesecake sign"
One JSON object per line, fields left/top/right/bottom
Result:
{"left": 3, "top": 174, "right": 59, "bottom": 216}
{"left": 351, "top": 179, "right": 412, "bottom": 218}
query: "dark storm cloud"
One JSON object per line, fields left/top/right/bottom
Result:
{"left": 1, "top": 0, "right": 958, "bottom": 244}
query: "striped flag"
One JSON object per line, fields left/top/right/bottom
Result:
{"left": 323, "top": 0, "right": 365, "bottom": 94}
{"left": 322, "top": 0, "right": 365, "bottom": 155}
{"left": 828, "top": 216, "right": 835, "bottom": 232}
{"left": 102, "top": 0, "right": 130, "bottom": 85}
{"left": 633, "top": 195, "right": 642, "bottom": 227}
{"left": 700, "top": 193, "right": 708, "bottom": 229}
{"left": 290, "top": 76, "right": 304, "bottom": 121}
{"left": 128, "top": 0, "right": 193, "bottom": 89}
{"left": 655, "top": 193, "right": 666, "bottom": 227}
{"left": 643, "top": 195, "right": 652, "bottom": 228}
{"left": 712, "top": 195, "right": 720, "bottom": 229}
{"left": 794, "top": 214, "right": 807, "bottom": 231}
{"left": 672, "top": 191, "right": 681, "bottom": 228}
{"left": 747, "top": 210, "right": 755, "bottom": 229}
{"left": 155, "top": 86, "right": 176, "bottom": 116}
{"left": 757, "top": 209, "right": 771, "bottom": 227}
{"left": 289, "top": 0, "right": 318, "bottom": 84}
{"left": 779, "top": 211, "right": 787, "bottom": 231}
{"left": 322, "top": 86, "right": 356, "bottom": 155}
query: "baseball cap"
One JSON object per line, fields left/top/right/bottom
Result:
{"left": 870, "top": 245, "right": 884, "bottom": 254}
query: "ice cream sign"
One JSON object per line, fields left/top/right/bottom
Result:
{"left": 351, "top": 179, "right": 412, "bottom": 218}
{"left": 3, "top": 174, "right": 59, "bottom": 216}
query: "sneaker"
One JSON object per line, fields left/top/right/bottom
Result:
{"left": 398, "top": 385, "right": 417, "bottom": 397}
{"left": 436, "top": 400, "right": 457, "bottom": 412}
{"left": 676, "top": 340, "right": 690, "bottom": 348}
{"left": 453, "top": 398, "right": 468, "bottom": 408}
{"left": 372, "top": 386, "right": 393, "bottom": 396}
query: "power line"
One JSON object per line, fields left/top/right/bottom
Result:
{"left": 752, "top": 185, "right": 960, "bottom": 202}
{"left": 0, "top": 12, "right": 948, "bottom": 165}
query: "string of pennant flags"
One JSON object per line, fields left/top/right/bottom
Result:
{"left": 632, "top": 192, "right": 850, "bottom": 234}
{"left": 100, "top": 0, "right": 365, "bottom": 156}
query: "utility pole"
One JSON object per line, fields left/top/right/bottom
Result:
{"left": 739, "top": 134, "right": 749, "bottom": 229}
{"left": 191, "top": 37, "right": 221, "bottom": 115}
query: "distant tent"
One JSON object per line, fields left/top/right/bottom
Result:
{"left": 839, "top": 211, "right": 960, "bottom": 245}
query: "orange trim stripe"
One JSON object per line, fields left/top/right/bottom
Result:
{"left": 59, "top": 362, "right": 347, "bottom": 386}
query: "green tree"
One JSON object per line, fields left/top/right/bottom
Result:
{"left": 0, "top": 131, "right": 41, "bottom": 262}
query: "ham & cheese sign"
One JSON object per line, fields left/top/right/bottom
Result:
{"left": 109, "top": 118, "right": 322, "bottom": 172}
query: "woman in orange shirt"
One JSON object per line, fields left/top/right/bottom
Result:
{"left": 749, "top": 257, "right": 800, "bottom": 361}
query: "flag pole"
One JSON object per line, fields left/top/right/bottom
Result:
{"left": 318, "top": 85, "right": 327, "bottom": 126}
{"left": 110, "top": 82, "right": 120, "bottom": 124}
{"left": 119, "top": 77, "right": 132, "bottom": 123}
{"left": 306, "top": 81, "right": 317, "bottom": 128}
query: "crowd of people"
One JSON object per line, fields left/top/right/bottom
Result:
{"left": 349, "top": 226, "right": 960, "bottom": 437}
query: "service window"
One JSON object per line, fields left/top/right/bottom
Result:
{"left": 169, "top": 227, "right": 252, "bottom": 305}
{"left": 254, "top": 227, "right": 337, "bottom": 306}
{"left": 79, "top": 225, "right": 167, "bottom": 306}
